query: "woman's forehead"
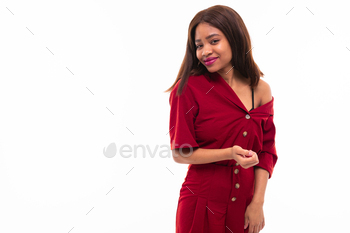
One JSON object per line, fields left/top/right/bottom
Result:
{"left": 195, "top": 23, "right": 223, "bottom": 40}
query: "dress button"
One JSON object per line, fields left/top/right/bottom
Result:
{"left": 235, "top": 162, "right": 239, "bottom": 166}
{"left": 243, "top": 131, "right": 248, "bottom": 137}
{"left": 234, "top": 169, "right": 239, "bottom": 174}
{"left": 235, "top": 183, "right": 240, "bottom": 189}
{"left": 245, "top": 114, "right": 251, "bottom": 119}
{"left": 231, "top": 197, "right": 237, "bottom": 202}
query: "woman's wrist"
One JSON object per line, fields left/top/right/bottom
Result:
{"left": 250, "top": 197, "right": 264, "bottom": 206}
{"left": 228, "top": 147, "right": 234, "bottom": 160}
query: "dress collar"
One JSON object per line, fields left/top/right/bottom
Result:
{"left": 204, "top": 72, "right": 274, "bottom": 115}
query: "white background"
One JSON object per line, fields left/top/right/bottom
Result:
{"left": 0, "top": 0, "right": 349, "bottom": 232}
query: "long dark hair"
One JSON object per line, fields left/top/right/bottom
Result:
{"left": 164, "top": 5, "right": 264, "bottom": 96}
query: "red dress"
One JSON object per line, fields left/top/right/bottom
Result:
{"left": 168, "top": 72, "right": 278, "bottom": 233}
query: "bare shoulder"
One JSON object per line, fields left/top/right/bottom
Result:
{"left": 255, "top": 78, "right": 272, "bottom": 106}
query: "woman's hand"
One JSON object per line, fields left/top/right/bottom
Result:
{"left": 230, "top": 145, "right": 259, "bottom": 169}
{"left": 244, "top": 201, "right": 265, "bottom": 233}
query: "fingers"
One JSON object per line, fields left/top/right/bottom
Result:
{"left": 246, "top": 150, "right": 253, "bottom": 157}
{"left": 236, "top": 148, "right": 255, "bottom": 159}
{"left": 244, "top": 203, "right": 265, "bottom": 233}
{"left": 261, "top": 217, "right": 265, "bottom": 230}
{"left": 244, "top": 216, "right": 249, "bottom": 229}
{"left": 248, "top": 224, "right": 263, "bottom": 233}
{"left": 248, "top": 225, "right": 254, "bottom": 233}
{"left": 240, "top": 153, "right": 259, "bottom": 169}
{"left": 235, "top": 146, "right": 252, "bottom": 157}
{"left": 245, "top": 217, "right": 263, "bottom": 233}
{"left": 233, "top": 145, "right": 246, "bottom": 157}
{"left": 232, "top": 146, "right": 259, "bottom": 169}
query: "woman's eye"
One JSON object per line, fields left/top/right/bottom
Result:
{"left": 196, "top": 45, "right": 202, "bottom": 49}
{"left": 211, "top": 40, "right": 219, "bottom": 44}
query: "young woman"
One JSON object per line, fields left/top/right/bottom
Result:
{"left": 165, "top": 5, "right": 278, "bottom": 233}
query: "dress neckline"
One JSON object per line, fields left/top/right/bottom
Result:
{"left": 206, "top": 71, "right": 274, "bottom": 114}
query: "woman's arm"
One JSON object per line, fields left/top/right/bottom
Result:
{"left": 252, "top": 167, "right": 269, "bottom": 204}
{"left": 172, "top": 146, "right": 259, "bottom": 168}
{"left": 172, "top": 147, "right": 232, "bottom": 164}
{"left": 244, "top": 167, "right": 269, "bottom": 233}
{"left": 244, "top": 79, "right": 275, "bottom": 232}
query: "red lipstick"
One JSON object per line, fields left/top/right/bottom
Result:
{"left": 204, "top": 57, "right": 218, "bottom": 66}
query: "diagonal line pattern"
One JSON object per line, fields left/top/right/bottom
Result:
{"left": 306, "top": 7, "right": 314, "bottom": 15}
{"left": 3, "top": 4, "right": 350, "bottom": 233}
{"left": 166, "top": 167, "right": 174, "bottom": 175}
{"left": 326, "top": 27, "right": 334, "bottom": 35}
{"left": 286, "top": 7, "right": 294, "bottom": 15}
{"left": 266, "top": 27, "right": 274, "bottom": 35}
{"left": 206, "top": 206, "right": 214, "bottom": 214}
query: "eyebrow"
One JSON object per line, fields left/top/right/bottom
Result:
{"left": 195, "top": 33, "right": 220, "bottom": 43}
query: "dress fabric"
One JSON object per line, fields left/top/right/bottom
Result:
{"left": 168, "top": 71, "right": 278, "bottom": 233}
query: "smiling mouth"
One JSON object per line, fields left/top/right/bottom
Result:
{"left": 204, "top": 57, "right": 218, "bottom": 66}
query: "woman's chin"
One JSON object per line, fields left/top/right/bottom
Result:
{"left": 205, "top": 66, "right": 219, "bottom": 73}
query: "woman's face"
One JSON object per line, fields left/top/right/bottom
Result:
{"left": 195, "top": 22, "right": 232, "bottom": 74}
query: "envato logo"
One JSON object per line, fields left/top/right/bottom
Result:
{"left": 102, "top": 142, "right": 194, "bottom": 158}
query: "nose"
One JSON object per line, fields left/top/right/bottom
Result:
{"left": 202, "top": 44, "right": 212, "bottom": 57}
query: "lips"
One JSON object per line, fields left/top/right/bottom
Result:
{"left": 203, "top": 57, "right": 218, "bottom": 66}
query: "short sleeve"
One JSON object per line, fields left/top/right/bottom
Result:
{"left": 169, "top": 82, "right": 199, "bottom": 150}
{"left": 255, "top": 114, "right": 278, "bottom": 178}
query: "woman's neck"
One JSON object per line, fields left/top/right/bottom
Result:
{"left": 217, "top": 68, "right": 249, "bottom": 88}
